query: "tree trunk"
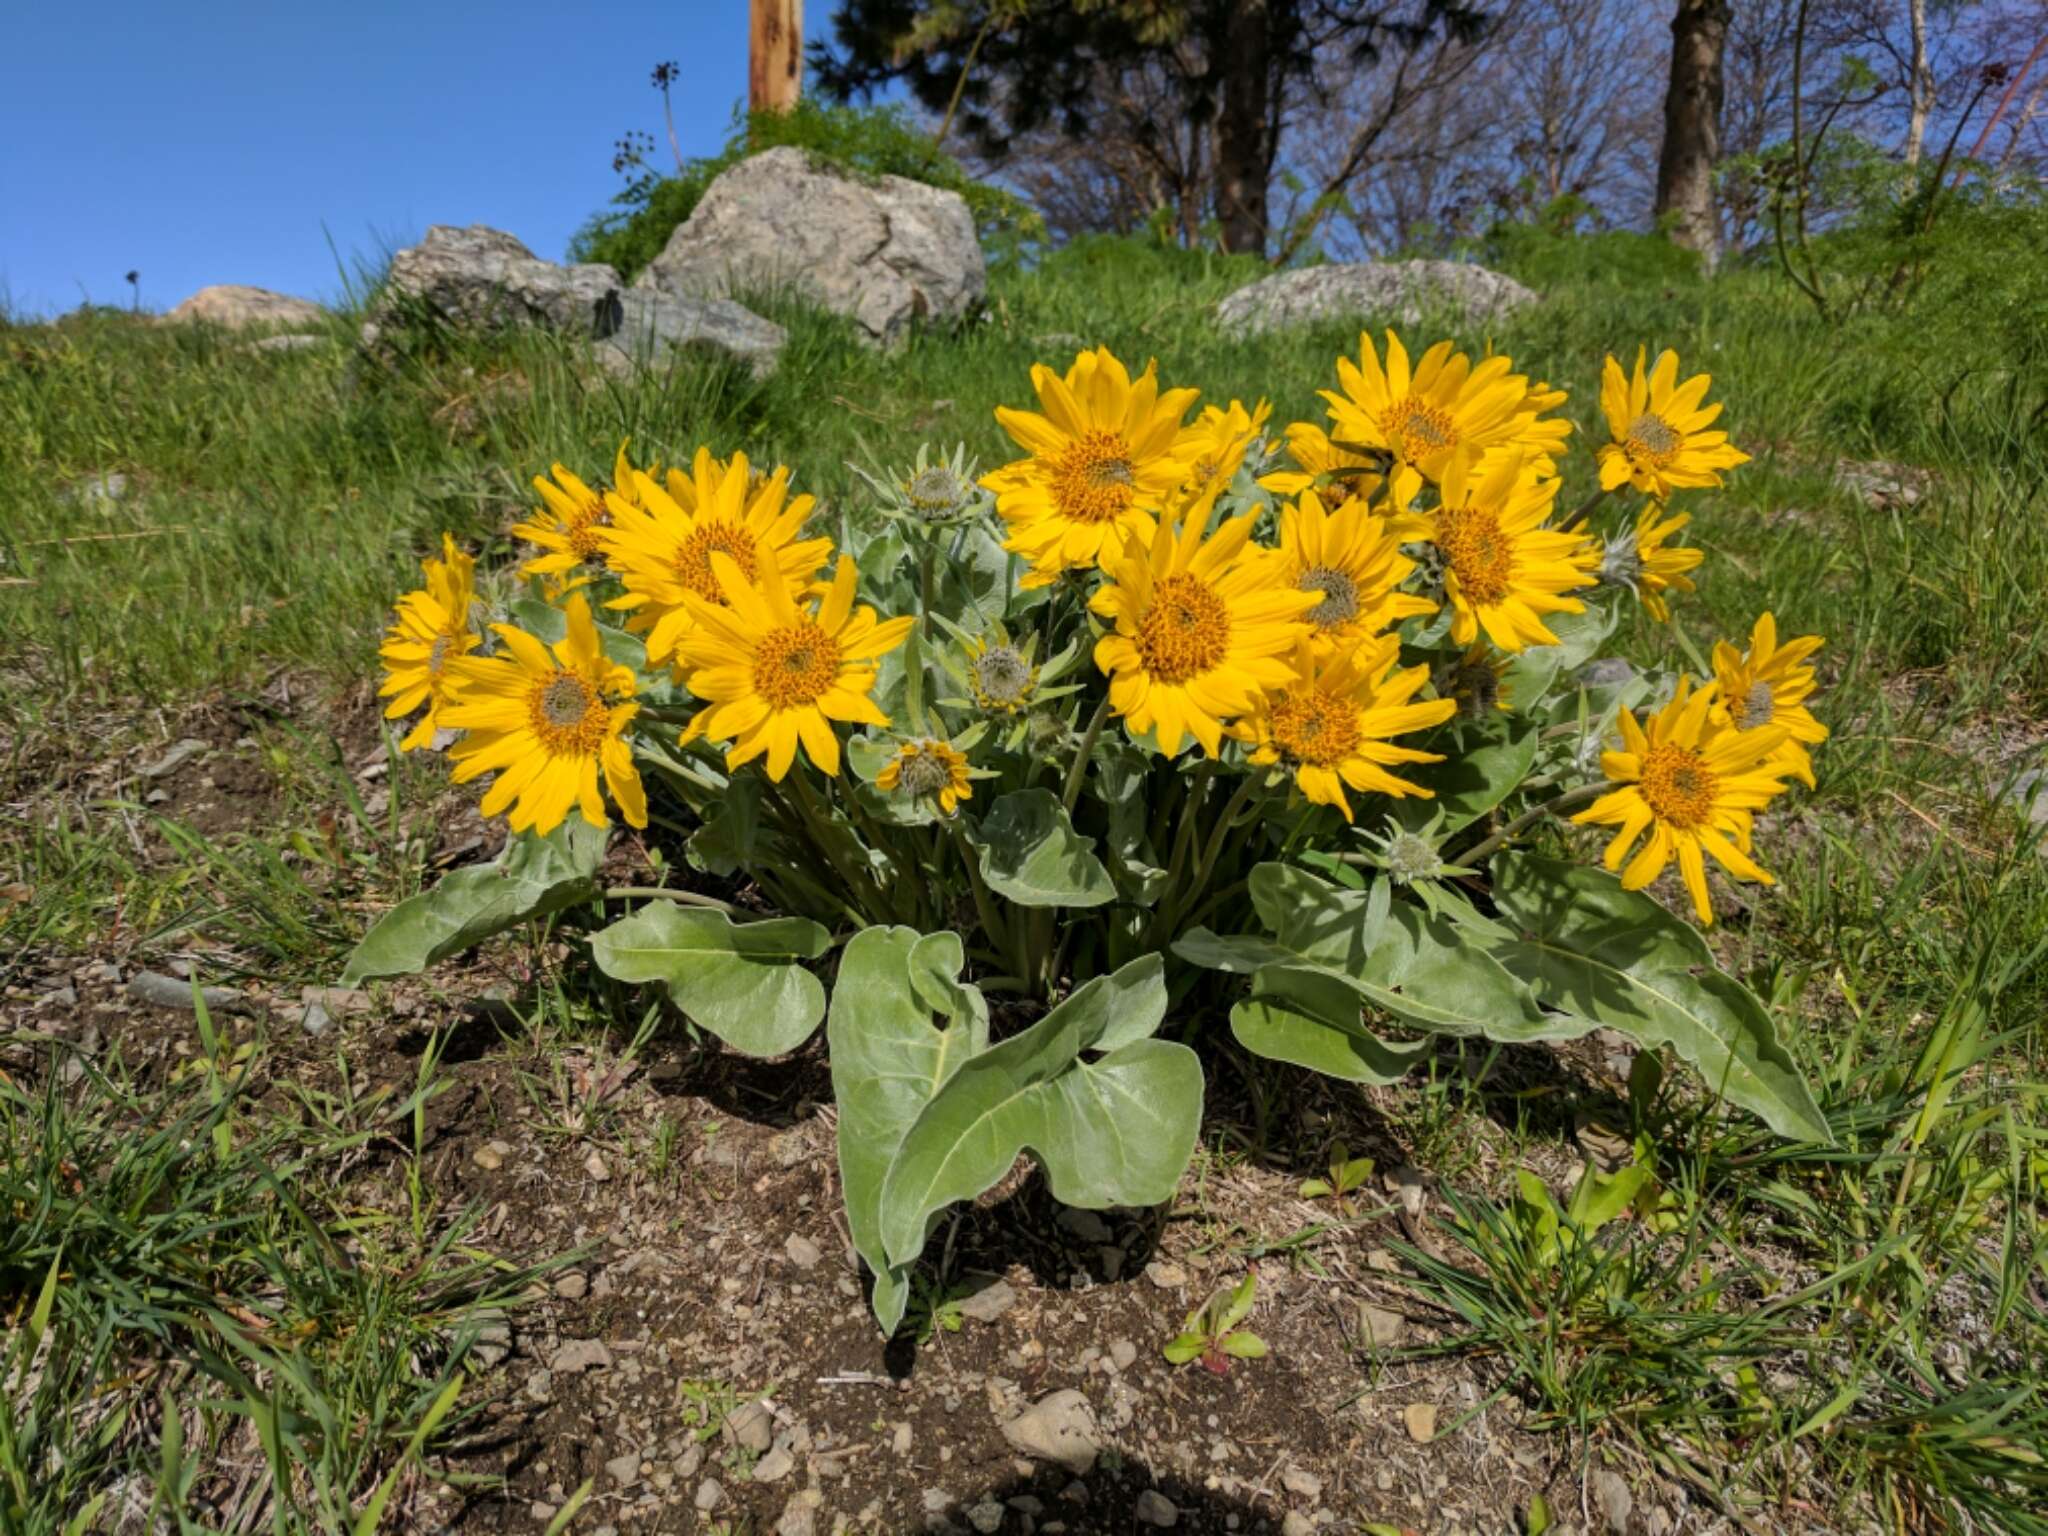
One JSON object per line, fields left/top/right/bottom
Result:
{"left": 1904, "top": 0, "right": 1931, "bottom": 168}
{"left": 750, "top": 0, "right": 803, "bottom": 117}
{"left": 1653, "top": 0, "right": 1730, "bottom": 271}
{"left": 1216, "top": 1, "right": 1272, "bottom": 255}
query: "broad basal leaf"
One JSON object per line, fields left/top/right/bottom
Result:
{"left": 1391, "top": 718, "right": 1537, "bottom": 835}
{"left": 1230, "top": 967, "right": 1431, "bottom": 1084}
{"left": 967, "top": 789, "right": 1114, "bottom": 908}
{"left": 877, "top": 956, "right": 1200, "bottom": 1269}
{"left": 341, "top": 821, "right": 605, "bottom": 985}
{"left": 827, "top": 927, "right": 988, "bottom": 1333}
{"left": 1491, "top": 854, "right": 1830, "bottom": 1143}
{"left": 589, "top": 903, "right": 830, "bottom": 1057}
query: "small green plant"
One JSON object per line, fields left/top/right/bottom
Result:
{"left": 1298, "top": 1143, "right": 1375, "bottom": 1210}
{"left": 1164, "top": 1272, "right": 1268, "bottom": 1375}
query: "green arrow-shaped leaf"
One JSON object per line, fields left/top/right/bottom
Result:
{"left": 1491, "top": 854, "right": 1830, "bottom": 1143}
{"left": 967, "top": 789, "right": 1114, "bottom": 907}
{"left": 340, "top": 821, "right": 605, "bottom": 985}
{"left": 589, "top": 903, "right": 830, "bottom": 1057}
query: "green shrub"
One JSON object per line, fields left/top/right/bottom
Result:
{"left": 568, "top": 101, "right": 1041, "bottom": 282}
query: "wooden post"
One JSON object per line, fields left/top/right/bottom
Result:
{"left": 750, "top": 0, "right": 803, "bottom": 116}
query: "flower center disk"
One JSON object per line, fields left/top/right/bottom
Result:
{"left": 1436, "top": 506, "right": 1515, "bottom": 606}
{"left": 1386, "top": 397, "right": 1458, "bottom": 459}
{"left": 526, "top": 670, "right": 609, "bottom": 754}
{"left": 567, "top": 497, "right": 611, "bottom": 560}
{"left": 1268, "top": 689, "right": 1362, "bottom": 767}
{"left": 1296, "top": 565, "right": 1360, "bottom": 629}
{"left": 1053, "top": 431, "right": 1140, "bottom": 524}
{"left": 972, "top": 646, "right": 1035, "bottom": 710}
{"left": 675, "top": 521, "right": 760, "bottom": 602}
{"left": 754, "top": 620, "right": 842, "bottom": 709}
{"left": 1640, "top": 743, "right": 1719, "bottom": 829}
{"left": 1135, "top": 573, "right": 1230, "bottom": 685}
{"left": 1625, "top": 412, "right": 1680, "bottom": 468}
{"left": 1728, "top": 680, "right": 1775, "bottom": 727}
{"left": 896, "top": 745, "right": 954, "bottom": 796}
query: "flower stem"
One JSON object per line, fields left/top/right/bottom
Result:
{"left": 1061, "top": 693, "right": 1112, "bottom": 815}
{"left": 1558, "top": 484, "right": 1613, "bottom": 533}
{"left": 1455, "top": 781, "right": 1617, "bottom": 865}
{"left": 604, "top": 885, "right": 736, "bottom": 914}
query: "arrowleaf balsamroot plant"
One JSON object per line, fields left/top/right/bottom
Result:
{"left": 352, "top": 330, "right": 1836, "bottom": 1332}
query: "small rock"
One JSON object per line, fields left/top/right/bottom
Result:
{"left": 1357, "top": 1304, "right": 1405, "bottom": 1348}
{"left": 726, "top": 1400, "right": 775, "bottom": 1454}
{"left": 785, "top": 1233, "right": 824, "bottom": 1271}
{"left": 472, "top": 1140, "right": 511, "bottom": 1171}
{"left": 776, "top": 1489, "right": 825, "bottom": 1536}
{"left": 1056, "top": 1208, "right": 1112, "bottom": 1243}
{"left": 1001, "top": 1389, "right": 1101, "bottom": 1475}
{"left": 163, "top": 284, "right": 325, "bottom": 331}
{"left": 956, "top": 1278, "right": 1019, "bottom": 1323}
{"left": 1593, "top": 1469, "right": 1634, "bottom": 1534}
{"left": 298, "top": 1000, "right": 332, "bottom": 1036}
{"left": 77, "top": 961, "right": 123, "bottom": 986}
{"left": 1144, "top": 1261, "right": 1187, "bottom": 1289}
{"left": 922, "top": 1489, "right": 953, "bottom": 1514}
{"left": 1108, "top": 1339, "right": 1137, "bottom": 1372}
{"left": 41, "top": 985, "right": 79, "bottom": 1009}
{"left": 524, "top": 1368, "right": 552, "bottom": 1402}
{"left": 1217, "top": 259, "right": 1539, "bottom": 338}
{"left": 68, "top": 471, "right": 130, "bottom": 506}
{"left": 1283, "top": 1515, "right": 1315, "bottom": 1536}
{"left": 891, "top": 1421, "right": 914, "bottom": 1456}
{"left": 554, "top": 1271, "right": 588, "bottom": 1300}
{"left": 605, "top": 1451, "right": 641, "bottom": 1487}
{"left": 582, "top": 1148, "right": 611, "bottom": 1181}
{"left": 1364, "top": 1248, "right": 1401, "bottom": 1274}
{"left": 1007, "top": 1497, "right": 1045, "bottom": 1516}
{"left": 1281, "top": 1467, "right": 1323, "bottom": 1501}
{"left": 1403, "top": 1402, "right": 1438, "bottom": 1443}
{"left": 672, "top": 1443, "right": 704, "bottom": 1478}
{"left": 2005, "top": 767, "right": 2048, "bottom": 830}
{"left": 125, "top": 971, "right": 248, "bottom": 1015}
{"left": 694, "top": 1477, "right": 725, "bottom": 1512}
{"left": 1135, "top": 1488, "right": 1179, "bottom": 1527}
{"left": 550, "top": 1338, "right": 614, "bottom": 1375}
{"left": 138, "top": 738, "right": 209, "bottom": 779}
{"left": 470, "top": 1315, "right": 511, "bottom": 1367}
{"left": 967, "top": 1500, "right": 1005, "bottom": 1534}
{"left": 752, "top": 1440, "right": 797, "bottom": 1483}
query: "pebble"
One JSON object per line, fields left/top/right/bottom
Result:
{"left": 1144, "top": 1261, "right": 1187, "bottom": 1289}
{"left": 1001, "top": 1390, "right": 1101, "bottom": 1475}
{"left": 694, "top": 1478, "right": 725, "bottom": 1512}
{"left": 752, "top": 1441, "right": 797, "bottom": 1483}
{"left": 1356, "top": 1304, "right": 1405, "bottom": 1348}
{"left": 523, "top": 1369, "right": 552, "bottom": 1403}
{"left": 138, "top": 738, "right": 208, "bottom": 779}
{"left": 550, "top": 1339, "right": 614, "bottom": 1375}
{"left": 1593, "top": 1469, "right": 1634, "bottom": 1534}
{"left": 1403, "top": 1402, "right": 1438, "bottom": 1443}
{"left": 1135, "top": 1488, "right": 1178, "bottom": 1527}
{"left": 922, "top": 1489, "right": 953, "bottom": 1513}
{"left": 298, "top": 1000, "right": 332, "bottom": 1036}
{"left": 583, "top": 1148, "right": 612, "bottom": 1181}
{"left": 605, "top": 1451, "right": 641, "bottom": 1487}
{"left": 776, "top": 1490, "right": 824, "bottom": 1536}
{"left": 956, "top": 1278, "right": 1019, "bottom": 1323}
{"left": 1108, "top": 1338, "right": 1137, "bottom": 1372}
{"left": 1282, "top": 1515, "right": 1315, "bottom": 1536}
{"left": 554, "top": 1271, "right": 588, "bottom": 1300}
{"left": 785, "top": 1233, "right": 824, "bottom": 1270}
{"left": 125, "top": 970, "right": 247, "bottom": 1015}
{"left": 472, "top": 1140, "right": 511, "bottom": 1171}
{"left": 672, "top": 1443, "right": 704, "bottom": 1478}
{"left": 78, "top": 961, "right": 123, "bottom": 986}
{"left": 1282, "top": 1467, "right": 1323, "bottom": 1500}
{"left": 891, "top": 1421, "right": 913, "bottom": 1456}
{"left": 726, "top": 1400, "right": 775, "bottom": 1454}
{"left": 967, "top": 1500, "right": 1005, "bottom": 1533}
{"left": 1007, "top": 1496, "right": 1044, "bottom": 1515}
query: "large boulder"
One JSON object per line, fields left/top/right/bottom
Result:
{"left": 633, "top": 146, "right": 985, "bottom": 347}
{"left": 1216, "top": 260, "right": 1539, "bottom": 338}
{"left": 163, "top": 284, "right": 325, "bottom": 331}
{"left": 367, "top": 225, "right": 784, "bottom": 377}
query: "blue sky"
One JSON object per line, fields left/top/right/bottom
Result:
{"left": 1, "top": 2, "right": 764, "bottom": 318}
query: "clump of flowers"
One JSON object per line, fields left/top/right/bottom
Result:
{"left": 360, "top": 330, "right": 1835, "bottom": 1338}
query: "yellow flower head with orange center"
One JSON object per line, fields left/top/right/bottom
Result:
{"left": 1257, "top": 420, "right": 1386, "bottom": 514}
{"left": 675, "top": 554, "right": 915, "bottom": 781}
{"left": 877, "top": 738, "right": 974, "bottom": 815}
{"left": 512, "top": 442, "right": 636, "bottom": 578}
{"left": 441, "top": 591, "right": 647, "bottom": 836}
{"left": 1506, "top": 377, "right": 1574, "bottom": 475}
{"left": 1428, "top": 451, "right": 1598, "bottom": 652}
{"left": 1711, "top": 612, "right": 1828, "bottom": 790}
{"left": 1597, "top": 347, "right": 1751, "bottom": 499}
{"left": 1572, "top": 676, "right": 1793, "bottom": 925}
{"left": 1604, "top": 503, "right": 1704, "bottom": 622}
{"left": 1276, "top": 489, "right": 1437, "bottom": 660}
{"left": 1234, "top": 633, "right": 1456, "bottom": 822}
{"left": 1177, "top": 397, "right": 1271, "bottom": 517}
{"left": 599, "top": 447, "right": 832, "bottom": 667}
{"left": 378, "top": 533, "right": 483, "bottom": 751}
{"left": 1322, "top": 330, "right": 1532, "bottom": 511}
{"left": 1090, "top": 511, "right": 1318, "bottom": 758}
{"left": 981, "top": 346, "right": 1201, "bottom": 588}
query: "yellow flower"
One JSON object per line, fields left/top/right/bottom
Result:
{"left": 1571, "top": 676, "right": 1793, "bottom": 925}
{"left": 1506, "top": 378, "right": 1574, "bottom": 473}
{"left": 1275, "top": 489, "right": 1437, "bottom": 661}
{"left": 664, "top": 450, "right": 766, "bottom": 510}
{"left": 1257, "top": 420, "right": 1385, "bottom": 510}
{"left": 378, "top": 534, "right": 483, "bottom": 751}
{"left": 1711, "top": 613, "right": 1829, "bottom": 789}
{"left": 1236, "top": 634, "right": 1456, "bottom": 822}
{"left": 1428, "top": 451, "right": 1598, "bottom": 651}
{"left": 981, "top": 346, "right": 1200, "bottom": 587}
{"left": 512, "top": 442, "right": 634, "bottom": 578}
{"left": 441, "top": 591, "right": 646, "bottom": 836}
{"left": 1597, "top": 347, "right": 1751, "bottom": 498}
{"left": 675, "top": 554, "right": 915, "bottom": 781}
{"left": 1090, "top": 511, "right": 1318, "bottom": 757}
{"left": 1177, "top": 398, "right": 1271, "bottom": 516}
{"left": 1322, "top": 330, "right": 1532, "bottom": 510}
{"left": 600, "top": 447, "right": 832, "bottom": 667}
{"left": 877, "top": 738, "right": 974, "bottom": 815}
{"left": 1604, "top": 503, "right": 1704, "bottom": 621}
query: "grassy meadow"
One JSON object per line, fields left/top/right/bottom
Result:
{"left": 4, "top": 227, "right": 2047, "bottom": 1533}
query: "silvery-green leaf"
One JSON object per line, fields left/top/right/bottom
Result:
{"left": 967, "top": 789, "right": 1114, "bottom": 908}
{"left": 589, "top": 903, "right": 829, "bottom": 1057}
{"left": 1231, "top": 968, "right": 1431, "bottom": 1084}
{"left": 1391, "top": 718, "right": 1537, "bottom": 835}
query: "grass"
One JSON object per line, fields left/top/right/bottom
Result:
{"left": 4, "top": 225, "right": 2046, "bottom": 1530}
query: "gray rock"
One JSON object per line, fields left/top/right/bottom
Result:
{"left": 776, "top": 1490, "right": 825, "bottom": 1536}
{"left": 726, "top": 1399, "right": 775, "bottom": 1454}
{"left": 126, "top": 971, "right": 249, "bottom": 1015}
{"left": 966, "top": 1500, "right": 1005, "bottom": 1534}
{"left": 66, "top": 472, "right": 129, "bottom": 506}
{"left": 635, "top": 146, "right": 985, "bottom": 347}
{"left": 549, "top": 1338, "right": 614, "bottom": 1375}
{"left": 1593, "top": 1468, "right": 1634, "bottom": 1534}
{"left": 1217, "top": 260, "right": 1540, "bottom": 339}
{"left": 1001, "top": 1389, "right": 1101, "bottom": 1475}
{"left": 554, "top": 1271, "right": 588, "bottom": 1300}
{"left": 298, "top": 1000, "right": 332, "bottom": 1036}
{"left": 41, "top": 986, "right": 79, "bottom": 1010}
{"left": 78, "top": 961, "right": 123, "bottom": 986}
{"left": 163, "top": 284, "right": 325, "bottom": 331}
{"left": 1282, "top": 1515, "right": 1315, "bottom": 1536}
{"left": 1834, "top": 458, "right": 1926, "bottom": 509}
{"left": 956, "top": 1278, "right": 1019, "bottom": 1323}
{"left": 2005, "top": 767, "right": 2048, "bottom": 829}
{"left": 246, "top": 332, "right": 325, "bottom": 354}
{"left": 1357, "top": 1303, "right": 1405, "bottom": 1348}
{"left": 1108, "top": 1338, "right": 1138, "bottom": 1372}
{"left": 694, "top": 1477, "right": 725, "bottom": 1513}
{"left": 784, "top": 1233, "right": 824, "bottom": 1271}
{"left": 1281, "top": 1467, "right": 1324, "bottom": 1501}
{"left": 604, "top": 1450, "right": 641, "bottom": 1487}
{"left": 922, "top": 1489, "right": 953, "bottom": 1513}
{"left": 593, "top": 288, "right": 786, "bottom": 380}
{"left": 752, "top": 1439, "right": 797, "bottom": 1484}
{"left": 138, "top": 738, "right": 209, "bottom": 779}
{"left": 1135, "top": 1488, "right": 1179, "bottom": 1527}
{"left": 380, "top": 225, "right": 620, "bottom": 336}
